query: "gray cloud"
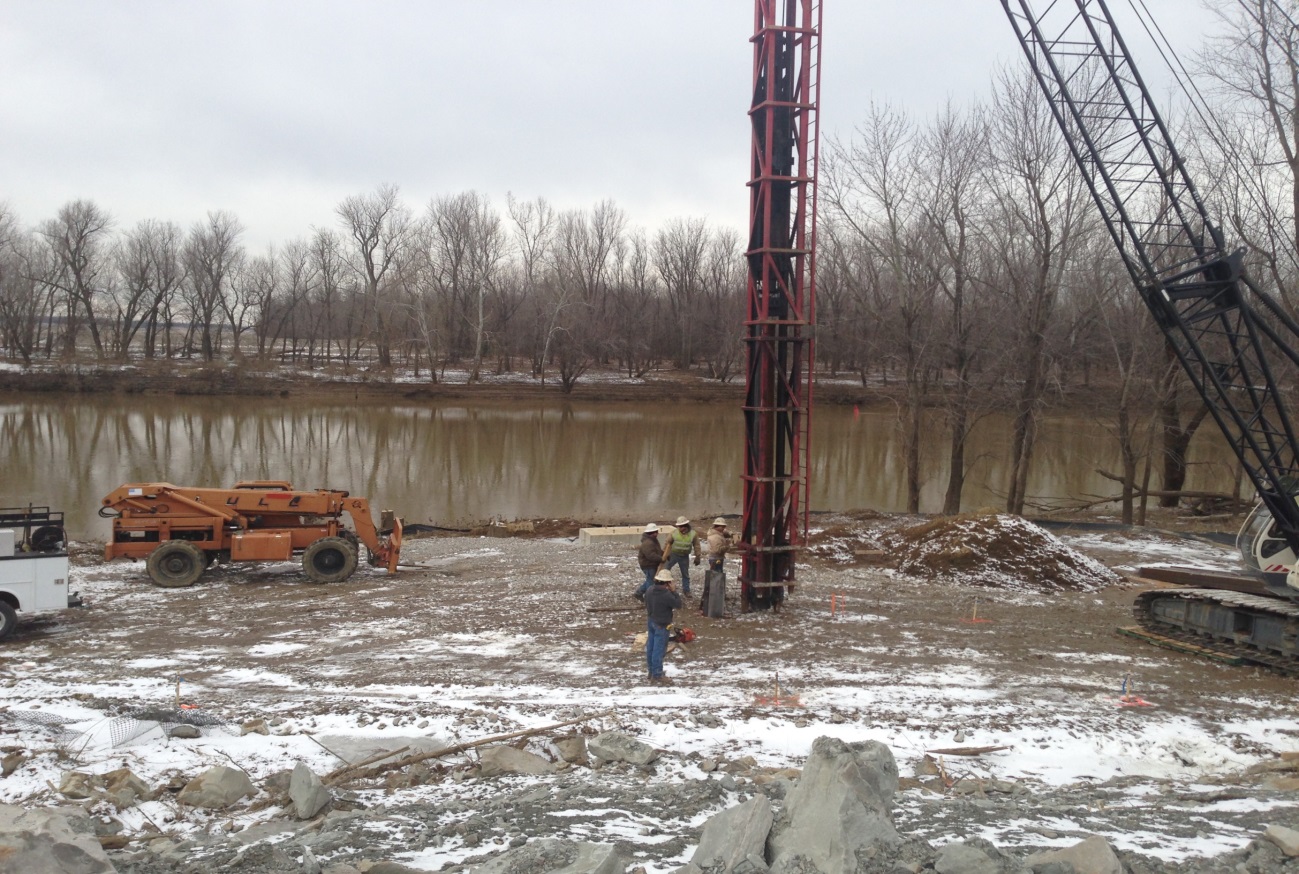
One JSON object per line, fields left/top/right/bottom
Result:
{"left": 0, "top": 0, "right": 1216, "bottom": 247}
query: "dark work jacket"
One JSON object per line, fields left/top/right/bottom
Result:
{"left": 638, "top": 534, "right": 662, "bottom": 569}
{"left": 645, "top": 585, "right": 681, "bottom": 627}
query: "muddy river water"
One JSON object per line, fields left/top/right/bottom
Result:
{"left": 0, "top": 393, "right": 1237, "bottom": 537}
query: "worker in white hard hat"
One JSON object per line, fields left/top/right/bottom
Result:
{"left": 644, "top": 568, "right": 681, "bottom": 684}
{"left": 700, "top": 517, "right": 734, "bottom": 612}
{"left": 632, "top": 523, "right": 662, "bottom": 602}
{"left": 660, "top": 516, "right": 702, "bottom": 597}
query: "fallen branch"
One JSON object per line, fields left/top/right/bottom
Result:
{"left": 344, "top": 709, "right": 616, "bottom": 782}
{"left": 925, "top": 744, "right": 1011, "bottom": 757}
{"left": 324, "top": 745, "right": 411, "bottom": 784}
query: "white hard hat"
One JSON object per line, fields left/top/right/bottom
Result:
{"left": 643, "top": 523, "right": 660, "bottom": 534}
{"left": 675, "top": 516, "right": 690, "bottom": 527}
{"left": 713, "top": 517, "right": 727, "bottom": 528}
{"left": 654, "top": 569, "right": 674, "bottom": 583}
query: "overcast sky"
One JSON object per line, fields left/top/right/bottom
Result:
{"left": 0, "top": 1, "right": 1219, "bottom": 250}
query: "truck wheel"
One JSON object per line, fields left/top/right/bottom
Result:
{"left": 0, "top": 603, "right": 16, "bottom": 641}
{"left": 146, "top": 541, "right": 205, "bottom": 588}
{"left": 303, "top": 537, "right": 358, "bottom": 584}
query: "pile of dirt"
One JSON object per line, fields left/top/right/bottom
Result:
{"left": 885, "top": 513, "right": 1123, "bottom": 593}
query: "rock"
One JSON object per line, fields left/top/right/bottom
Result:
{"left": 1265, "top": 824, "right": 1299, "bottom": 857}
{"left": 169, "top": 724, "right": 201, "bottom": 739}
{"left": 469, "top": 837, "right": 626, "bottom": 874}
{"left": 58, "top": 771, "right": 100, "bottom": 800}
{"left": 0, "top": 802, "right": 116, "bottom": 873}
{"left": 953, "top": 731, "right": 966, "bottom": 744}
{"left": 934, "top": 842, "right": 998, "bottom": 874}
{"left": 554, "top": 735, "right": 590, "bottom": 766}
{"left": 700, "top": 759, "right": 719, "bottom": 773}
{"left": 1, "top": 753, "right": 25, "bottom": 777}
{"left": 177, "top": 765, "right": 255, "bottom": 809}
{"left": 324, "top": 865, "right": 364, "bottom": 874}
{"left": 478, "top": 745, "right": 557, "bottom": 777}
{"left": 302, "top": 844, "right": 322, "bottom": 874}
{"left": 914, "top": 756, "right": 940, "bottom": 777}
{"left": 719, "top": 775, "right": 739, "bottom": 792}
{"left": 103, "top": 767, "right": 152, "bottom": 806}
{"left": 241, "top": 718, "right": 270, "bottom": 736}
{"left": 365, "top": 863, "right": 427, "bottom": 874}
{"left": 1025, "top": 835, "right": 1122, "bottom": 874}
{"left": 264, "top": 768, "right": 294, "bottom": 795}
{"left": 289, "top": 762, "right": 332, "bottom": 819}
{"left": 768, "top": 737, "right": 900, "bottom": 874}
{"left": 588, "top": 731, "right": 659, "bottom": 766}
{"left": 690, "top": 796, "right": 773, "bottom": 873}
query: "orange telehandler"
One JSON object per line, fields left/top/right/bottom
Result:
{"left": 100, "top": 481, "right": 402, "bottom": 587}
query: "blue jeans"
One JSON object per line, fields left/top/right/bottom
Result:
{"left": 634, "top": 565, "right": 656, "bottom": 597}
{"left": 646, "top": 620, "right": 670, "bottom": 679}
{"left": 664, "top": 552, "right": 692, "bottom": 594}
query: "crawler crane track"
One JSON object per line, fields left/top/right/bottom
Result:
{"left": 1129, "top": 589, "right": 1299, "bottom": 676}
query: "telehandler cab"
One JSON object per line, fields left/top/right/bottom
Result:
{"left": 101, "top": 481, "right": 402, "bottom": 587}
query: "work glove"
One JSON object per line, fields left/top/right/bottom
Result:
{"left": 693, "top": 556, "right": 700, "bottom": 566}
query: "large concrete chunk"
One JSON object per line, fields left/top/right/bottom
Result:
{"left": 177, "top": 764, "right": 255, "bottom": 809}
{"left": 691, "top": 796, "right": 773, "bottom": 873}
{"left": 289, "top": 762, "right": 332, "bottom": 819}
{"left": 0, "top": 802, "right": 117, "bottom": 874}
{"left": 768, "top": 737, "right": 900, "bottom": 874}
{"left": 470, "top": 837, "right": 626, "bottom": 874}
{"left": 588, "top": 731, "right": 659, "bottom": 766}
{"left": 478, "top": 745, "right": 558, "bottom": 777}
{"left": 1025, "top": 835, "right": 1122, "bottom": 874}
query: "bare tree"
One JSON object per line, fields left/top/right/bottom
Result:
{"left": 986, "top": 69, "right": 1092, "bottom": 515}
{"left": 424, "top": 191, "right": 508, "bottom": 381}
{"left": 507, "top": 194, "right": 557, "bottom": 378}
{"left": 825, "top": 103, "right": 936, "bottom": 512}
{"left": 653, "top": 216, "right": 708, "bottom": 369}
{"left": 182, "top": 211, "right": 244, "bottom": 361}
{"left": 40, "top": 199, "right": 114, "bottom": 358}
{"left": 698, "top": 228, "right": 745, "bottom": 382}
{"left": 0, "top": 204, "right": 51, "bottom": 366}
{"left": 336, "top": 185, "right": 414, "bottom": 369}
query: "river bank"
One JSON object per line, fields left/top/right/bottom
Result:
{"left": 0, "top": 357, "right": 1123, "bottom": 410}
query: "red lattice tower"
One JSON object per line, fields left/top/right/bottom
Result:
{"left": 740, "top": 0, "right": 821, "bottom": 610}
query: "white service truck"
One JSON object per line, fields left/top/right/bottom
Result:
{"left": 0, "top": 507, "right": 81, "bottom": 640}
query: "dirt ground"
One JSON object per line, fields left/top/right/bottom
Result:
{"left": 5, "top": 511, "right": 1299, "bottom": 871}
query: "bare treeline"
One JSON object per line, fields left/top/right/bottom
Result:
{"left": 0, "top": 187, "right": 746, "bottom": 392}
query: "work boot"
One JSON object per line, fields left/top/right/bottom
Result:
{"left": 633, "top": 590, "right": 645, "bottom": 602}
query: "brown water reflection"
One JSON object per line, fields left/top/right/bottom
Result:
{"left": 0, "top": 394, "right": 1239, "bottom": 538}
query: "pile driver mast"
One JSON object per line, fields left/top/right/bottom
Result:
{"left": 740, "top": 0, "right": 822, "bottom": 610}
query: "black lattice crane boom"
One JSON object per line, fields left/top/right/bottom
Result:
{"left": 1003, "top": 0, "right": 1299, "bottom": 598}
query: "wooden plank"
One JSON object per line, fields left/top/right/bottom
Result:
{"left": 924, "top": 745, "right": 1011, "bottom": 757}
{"left": 1116, "top": 625, "right": 1247, "bottom": 666}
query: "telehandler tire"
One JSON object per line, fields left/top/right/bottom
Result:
{"left": 146, "top": 541, "right": 205, "bottom": 588}
{"left": 303, "top": 537, "right": 358, "bottom": 584}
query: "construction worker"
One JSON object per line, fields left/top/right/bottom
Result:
{"left": 633, "top": 523, "right": 662, "bottom": 602}
{"left": 699, "top": 517, "right": 733, "bottom": 612}
{"left": 661, "top": 516, "right": 702, "bottom": 597}
{"left": 645, "top": 568, "right": 681, "bottom": 684}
